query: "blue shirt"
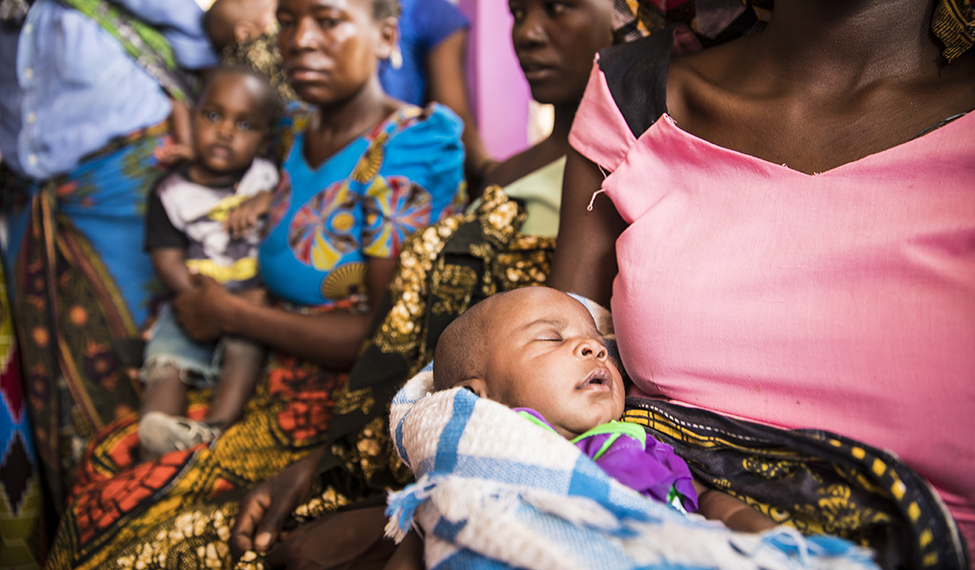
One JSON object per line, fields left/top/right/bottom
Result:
{"left": 260, "top": 104, "right": 466, "bottom": 307}
{"left": 0, "top": 0, "right": 217, "bottom": 180}
{"left": 379, "top": 0, "right": 468, "bottom": 106}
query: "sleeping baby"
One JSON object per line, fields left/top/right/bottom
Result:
{"left": 432, "top": 286, "right": 776, "bottom": 533}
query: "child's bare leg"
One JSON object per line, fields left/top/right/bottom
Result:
{"left": 139, "top": 361, "right": 190, "bottom": 461}
{"left": 141, "top": 361, "right": 190, "bottom": 418}
{"left": 204, "top": 336, "right": 265, "bottom": 431}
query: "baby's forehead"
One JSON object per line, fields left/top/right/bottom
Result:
{"left": 497, "top": 290, "right": 597, "bottom": 331}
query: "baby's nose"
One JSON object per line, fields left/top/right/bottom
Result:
{"left": 576, "top": 339, "right": 607, "bottom": 360}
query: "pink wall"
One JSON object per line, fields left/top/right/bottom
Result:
{"left": 458, "top": 0, "right": 531, "bottom": 161}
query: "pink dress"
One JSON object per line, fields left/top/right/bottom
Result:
{"left": 570, "top": 56, "right": 975, "bottom": 553}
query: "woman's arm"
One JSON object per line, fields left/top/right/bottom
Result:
{"left": 547, "top": 147, "right": 626, "bottom": 308}
{"left": 383, "top": 531, "right": 424, "bottom": 570}
{"left": 425, "top": 28, "right": 493, "bottom": 193}
{"left": 172, "top": 256, "right": 398, "bottom": 369}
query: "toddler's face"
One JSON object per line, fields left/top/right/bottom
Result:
{"left": 482, "top": 288, "right": 625, "bottom": 439}
{"left": 192, "top": 73, "right": 271, "bottom": 178}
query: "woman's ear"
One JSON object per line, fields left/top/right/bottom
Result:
{"left": 374, "top": 16, "right": 398, "bottom": 60}
{"left": 456, "top": 378, "right": 488, "bottom": 399}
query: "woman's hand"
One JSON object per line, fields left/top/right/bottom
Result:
{"left": 237, "top": 286, "right": 269, "bottom": 308}
{"left": 263, "top": 506, "right": 395, "bottom": 570}
{"left": 229, "top": 448, "right": 324, "bottom": 562}
{"left": 171, "top": 274, "right": 232, "bottom": 342}
{"left": 225, "top": 191, "right": 274, "bottom": 239}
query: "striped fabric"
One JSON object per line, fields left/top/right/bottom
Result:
{"left": 386, "top": 370, "right": 882, "bottom": 570}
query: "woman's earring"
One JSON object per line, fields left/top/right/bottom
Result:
{"left": 390, "top": 43, "right": 403, "bottom": 70}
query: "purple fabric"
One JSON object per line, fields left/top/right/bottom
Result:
{"left": 515, "top": 408, "right": 699, "bottom": 512}
{"left": 575, "top": 430, "right": 698, "bottom": 512}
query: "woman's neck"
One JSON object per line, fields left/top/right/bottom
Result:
{"left": 548, "top": 100, "right": 578, "bottom": 147}
{"left": 666, "top": 0, "right": 975, "bottom": 174}
{"left": 304, "top": 78, "right": 397, "bottom": 168}
{"left": 480, "top": 99, "right": 579, "bottom": 190}
{"left": 756, "top": 0, "right": 941, "bottom": 88}
{"left": 531, "top": 100, "right": 579, "bottom": 161}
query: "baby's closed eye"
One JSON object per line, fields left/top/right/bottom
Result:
{"left": 537, "top": 334, "right": 563, "bottom": 342}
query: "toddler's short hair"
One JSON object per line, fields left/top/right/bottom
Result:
{"left": 201, "top": 66, "right": 282, "bottom": 128}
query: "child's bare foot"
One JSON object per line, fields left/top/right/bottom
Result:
{"left": 139, "top": 412, "right": 221, "bottom": 457}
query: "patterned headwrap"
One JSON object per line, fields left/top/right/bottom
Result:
{"left": 614, "top": 0, "right": 974, "bottom": 61}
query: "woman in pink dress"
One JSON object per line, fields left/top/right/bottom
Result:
{"left": 550, "top": 1, "right": 975, "bottom": 568}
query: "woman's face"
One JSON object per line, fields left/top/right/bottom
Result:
{"left": 277, "top": 0, "right": 395, "bottom": 106}
{"left": 509, "top": 0, "right": 614, "bottom": 105}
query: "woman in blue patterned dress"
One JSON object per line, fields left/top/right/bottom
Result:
{"left": 44, "top": 0, "right": 465, "bottom": 567}
{"left": 173, "top": 0, "right": 465, "bottom": 374}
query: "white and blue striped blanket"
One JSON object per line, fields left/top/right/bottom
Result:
{"left": 386, "top": 370, "right": 881, "bottom": 570}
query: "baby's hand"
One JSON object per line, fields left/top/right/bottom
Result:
{"left": 225, "top": 191, "right": 274, "bottom": 239}
{"left": 154, "top": 142, "right": 195, "bottom": 166}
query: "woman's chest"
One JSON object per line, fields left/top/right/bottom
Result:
{"left": 608, "top": 113, "right": 975, "bottom": 420}
{"left": 257, "top": 139, "right": 373, "bottom": 305}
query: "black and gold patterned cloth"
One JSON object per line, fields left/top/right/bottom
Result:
{"left": 624, "top": 398, "right": 971, "bottom": 570}
{"left": 308, "top": 185, "right": 556, "bottom": 500}
{"left": 212, "top": 186, "right": 555, "bottom": 569}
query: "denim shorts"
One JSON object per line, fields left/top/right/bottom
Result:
{"left": 141, "top": 303, "right": 223, "bottom": 388}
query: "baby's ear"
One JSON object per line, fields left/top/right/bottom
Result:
{"left": 233, "top": 20, "right": 262, "bottom": 44}
{"left": 456, "top": 378, "right": 487, "bottom": 399}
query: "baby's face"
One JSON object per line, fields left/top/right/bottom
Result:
{"left": 482, "top": 288, "right": 625, "bottom": 439}
{"left": 192, "top": 73, "right": 271, "bottom": 177}
{"left": 251, "top": 0, "right": 278, "bottom": 36}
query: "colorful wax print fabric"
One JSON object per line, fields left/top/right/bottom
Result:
{"left": 0, "top": 261, "right": 45, "bottom": 569}
{"left": 259, "top": 104, "right": 466, "bottom": 307}
{"left": 3, "top": 123, "right": 169, "bottom": 510}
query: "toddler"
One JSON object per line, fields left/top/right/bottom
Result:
{"left": 139, "top": 66, "right": 280, "bottom": 458}
{"left": 433, "top": 287, "right": 777, "bottom": 533}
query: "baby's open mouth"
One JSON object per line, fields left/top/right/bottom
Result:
{"left": 578, "top": 368, "right": 612, "bottom": 391}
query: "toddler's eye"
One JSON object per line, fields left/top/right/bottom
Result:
{"left": 238, "top": 120, "right": 254, "bottom": 131}
{"left": 206, "top": 111, "right": 221, "bottom": 123}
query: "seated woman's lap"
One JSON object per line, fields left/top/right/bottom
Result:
{"left": 46, "top": 336, "right": 357, "bottom": 568}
